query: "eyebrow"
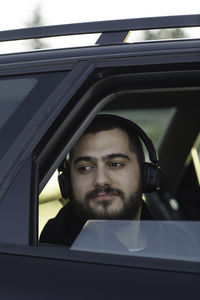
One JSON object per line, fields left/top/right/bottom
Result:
{"left": 105, "top": 153, "right": 130, "bottom": 161}
{"left": 73, "top": 156, "right": 92, "bottom": 166}
{"left": 73, "top": 153, "right": 130, "bottom": 166}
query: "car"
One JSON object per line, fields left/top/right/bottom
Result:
{"left": 0, "top": 14, "right": 200, "bottom": 299}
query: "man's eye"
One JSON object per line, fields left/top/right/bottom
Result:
{"left": 109, "top": 162, "right": 124, "bottom": 169}
{"left": 78, "top": 165, "right": 94, "bottom": 173}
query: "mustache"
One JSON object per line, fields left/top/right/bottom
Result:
{"left": 86, "top": 186, "right": 125, "bottom": 201}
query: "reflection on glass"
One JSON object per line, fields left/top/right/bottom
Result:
{"left": 0, "top": 77, "right": 37, "bottom": 129}
{"left": 71, "top": 220, "right": 200, "bottom": 262}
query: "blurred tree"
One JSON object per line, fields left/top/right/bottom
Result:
{"left": 26, "top": 5, "right": 48, "bottom": 50}
{"left": 143, "top": 27, "right": 186, "bottom": 40}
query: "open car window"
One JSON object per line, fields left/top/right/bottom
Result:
{"left": 38, "top": 107, "right": 176, "bottom": 236}
{"left": 38, "top": 99, "right": 200, "bottom": 264}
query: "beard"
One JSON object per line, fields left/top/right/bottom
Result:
{"left": 71, "top": 185, "right": 142, "bottom": 223}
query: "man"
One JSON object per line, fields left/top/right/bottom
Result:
{"left": 40, "top": 114, "right": 154, "bottom": 246}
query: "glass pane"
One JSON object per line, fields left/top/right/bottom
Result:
{"left": 0, "top": 77, "right": 37, "bottom": 129}
{"left": 0, "top": 71, "right": 67, "bottom": 158}
{"left": 71, "top": 220, "right": 200, "bottom": 262}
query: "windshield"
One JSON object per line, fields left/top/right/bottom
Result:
{"left": 71, "top": 220, "right": 200, "bottom": 262}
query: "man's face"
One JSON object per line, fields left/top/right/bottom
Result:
{"left": 70, "top": 128, "right": 142, "bottom": 222}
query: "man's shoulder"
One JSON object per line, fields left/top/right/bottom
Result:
{"left": 39, "top": 202, "right": 73, "bottom": 245}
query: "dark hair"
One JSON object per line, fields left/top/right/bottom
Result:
{"left": 76, "top": 114, "right": 145, "bottom": 167}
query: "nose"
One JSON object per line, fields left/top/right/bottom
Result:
{"left": 93, "top": 166, "right": 111, "bottom": 187}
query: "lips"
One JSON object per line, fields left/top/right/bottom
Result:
{"left": 86, "top": 186, "right": 125, "bottom": 202}
{"left": 91, "top": 192, "right": 119, "bottom": 201}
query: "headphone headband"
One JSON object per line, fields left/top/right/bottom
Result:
{"left": 98, "top": 114, "right": 159, "bottom": 166}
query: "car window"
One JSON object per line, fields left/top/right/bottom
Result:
{"left": 0, "top": 77, "right": 37, "bottom": 129}
{"left": 38, "top": 92, "right": 200, "bottom": 262}
{"left": 0, "top": 71, "right": 67, "bottom": 158}
{"left": 71, "top": 220, "right": 200, "bottom": 262}
{"left": 0, "top": 71, "right": 69, "bottom": 244}
{"left": 38, "top": 107, "right": 175, "bottom": 236}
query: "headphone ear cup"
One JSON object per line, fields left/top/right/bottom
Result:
{"left": 58, "top": 161, "right": 71, "bottom": 199}
{"left": 142, "top": 162, "right": 160, "bottom": 193}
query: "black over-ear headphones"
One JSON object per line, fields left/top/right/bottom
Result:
{"left": 58, "top": 114, "right": 161, "bottom": 199}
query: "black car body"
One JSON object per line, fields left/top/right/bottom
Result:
{"left": 0, "top": 15, "right": 200, "bottom": 299}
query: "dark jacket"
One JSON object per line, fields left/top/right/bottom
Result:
{"left": 39, "top": 202, "right": 84, "bottom": 246}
